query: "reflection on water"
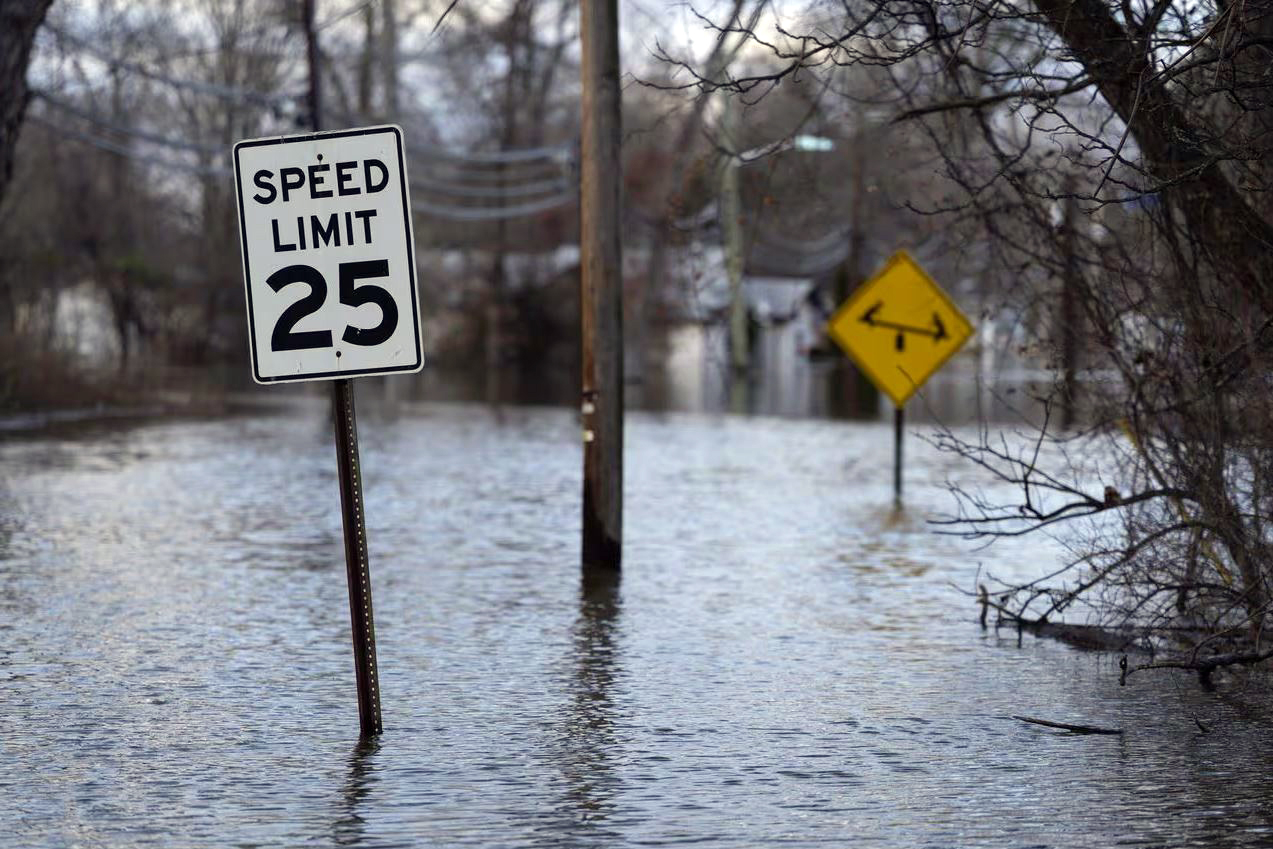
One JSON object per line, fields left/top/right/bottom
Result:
{"left": 559, "top": 569, "right": 622, "bottom": 827}
{"left": 2, "top": 404, "right": 1272, "bottom": 848}
{"left": 351, "top": 324, "right": 1050, "bottom": 425}
{"left": 333, "top": 740, "right": 380, "bottom": 847}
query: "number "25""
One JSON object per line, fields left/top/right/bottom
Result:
{"left": 267, "top": 260, "right": 399, "bottom": 351}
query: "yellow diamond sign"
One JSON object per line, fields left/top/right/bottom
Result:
{"left": 827, "top": 250, "right": 973, "bottom": 406}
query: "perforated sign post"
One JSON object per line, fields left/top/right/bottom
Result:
{"left": 827, "top": 250, "right": 973, "bottom": 506}
{"left": 234, "top": 125, "right": 424, "bottom": 737}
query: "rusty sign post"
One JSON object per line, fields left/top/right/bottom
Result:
{"left": 332, "top": 377, "right": 381, "bottom": 736}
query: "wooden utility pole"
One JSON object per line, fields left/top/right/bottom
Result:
{"left": 579, "top": 0, "right": 624, "bottom": 571}
{"left": 303, "top": 0, "right": 383, "bottom": 737}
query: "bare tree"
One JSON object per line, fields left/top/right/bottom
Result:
{"left": 662, "top": 0, "right": 1273, "bottom": 683}
{"left": 0, "top": 0, "right": 53, "bottom": 207}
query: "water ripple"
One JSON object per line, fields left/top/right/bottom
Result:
{"left": 1, "top": 404, "right": 1272, "bottom": 847}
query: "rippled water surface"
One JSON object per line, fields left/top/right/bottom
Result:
{"left": 3, "top": 401, "right": 1272, "bottom": 848}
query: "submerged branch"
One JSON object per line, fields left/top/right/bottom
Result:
{"left": 1012, "top": 715, "right": 1124, "bottom": 735}
{"left": 1122, "top": 647, "right": 1273, "bottom": 690}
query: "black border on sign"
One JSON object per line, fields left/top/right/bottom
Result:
{"left": 232, "top": 124, "right": 424, "bottom": 384}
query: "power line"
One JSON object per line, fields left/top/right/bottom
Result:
{"left": 28, "top": 94, "right": 578, "bottom": 220}
{"left": 38, "top": 86, "right": 578, "bottom": 174}
{"left": 38, "top": 19, "right": 581, "bottom": 177}
{"left": 424, "top": 143, "right": 574, "bottom": 164}
{"left": 411, "top": 162, "right": 571, "bottom": 185}
{"left": 412, "top": 193, "right": 575, "bottom": 221}
{"left": 26, "top": 114, "right": 230, "bottom": 177}
{"left": 33, "top": 116, "right": 574, "bottom": 219}
{"left": 33, "top": 90, "right": 224, "bottom": 155}
{"left": 321, "top": 107, "right": 577, "bottom": 166}
{"left": 407, "top": 144, "right": 575, "bottom": 181}
{"left": 42, "top": 23, "right": 294, "bottom": 108}
{"left": 411, "top": 173, "right": 570, "bottom": 199}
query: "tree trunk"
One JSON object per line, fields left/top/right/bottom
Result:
{"left": 357, "top": 1, "right": 375, "bottom": 117}
{"left": 719, "top": 95, "right": 746, "bottom": 374}
{"left": 1058, "top": 184, "right": 1081, "bottom": 429}
{"left": 0, "top": 0, "right": 54, "bottom": 207}
{"left": 642, "top": 0, "right": 755, "bottom": 376}
{"left": 1034, "top": 0, "right": 1273, "bottom": 310}
{"left": 379, "top": 0, "right": 398, "bottom": 119}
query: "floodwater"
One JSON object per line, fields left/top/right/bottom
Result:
{"left": 2, "top": 400, "right": 1272, "bottom": 848}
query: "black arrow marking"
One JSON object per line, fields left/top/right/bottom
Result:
{"left": 859, "top": 301, "right": 949, "bottom": 352}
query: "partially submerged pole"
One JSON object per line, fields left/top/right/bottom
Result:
{"left": 579, "top": 0, "right": 624, "bottom": 571}
{"left": 333, "top": 379, "right": 383, "bottom": 736}
{"left": 894, "top": 406, "right": 904, "bottom": 506}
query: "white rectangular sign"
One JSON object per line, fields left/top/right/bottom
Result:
{"left": 233, "top": 125, "right": 423, "bottom": 383}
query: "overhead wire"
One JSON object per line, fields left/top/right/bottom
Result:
{"left": 25, "top": 114, "right": 231, "bottom": 177}
{"left": 407, "top": 151, "right": 577, "bottom": 219}
{"left": 424, "top": 143, "right": 573, "bottom": 164}
{"left": 33, "top": 90, "right": 223, "bottom": 155}
{"left": 28, "top": 103, "right": 579, "bottom": 220}
{"left": 325, "top": 106, "right": 574, "bottom": 166}
{"left": 29, "top": 93, "right": 577, "bottom": 218}
{"left": 412, "top": 162, "right": 569, "bottom": 184}
{"left": 27, "top": 110, "right": 576, "bottom": 220}
{"left": 412, "top": 193, "right": 575, "bottom": 221}
{"left": 32, "top": 20, "right": 580, "bottom": 221}
{"left": 409, "top": 173, "right": 571, "bottom": 199}
{"left": 41, "top": 23, "right": 294, "bottom": 108}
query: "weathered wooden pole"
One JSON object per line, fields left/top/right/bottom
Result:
{"left": 579, "top": 0, "right": 624, "bottom": 571}
{"left": 304, "top": 0, "right": 383, "bottom": 737}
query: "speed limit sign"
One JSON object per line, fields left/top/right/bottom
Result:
{"left": 233, "top": 125, "right": 423, "bottom": 383}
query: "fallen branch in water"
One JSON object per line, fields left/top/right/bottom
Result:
{"left": 1120, "top": 647, "right": 1273, "bottom": 691}
{"left": 1011, "top": 715, "right": 1124, "bottom": 735}
{"left": 977, "top": 585, "right": 1143, "bottom": 652}
{"left": 973, "top": 586, "right": 1270, "bottom": 690}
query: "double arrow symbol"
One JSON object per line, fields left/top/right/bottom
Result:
{"left": 859, "top": 301, "right": 947, "bottom": 352}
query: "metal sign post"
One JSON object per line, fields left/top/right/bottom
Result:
{"left": 826, "top": 250, "right": 973, "bottom": 506}
{"left": 894, "top": 406, "right": 904, "bottom": 506}
{"left": 332, "top": 378, "right": 381, "bottom": 736}
{"left": 233, "top": 125, "right": 422, "bottom": 737}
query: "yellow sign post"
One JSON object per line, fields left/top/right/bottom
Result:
{"left": 826, "top": 250, "right": 973, "bottom": 503}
